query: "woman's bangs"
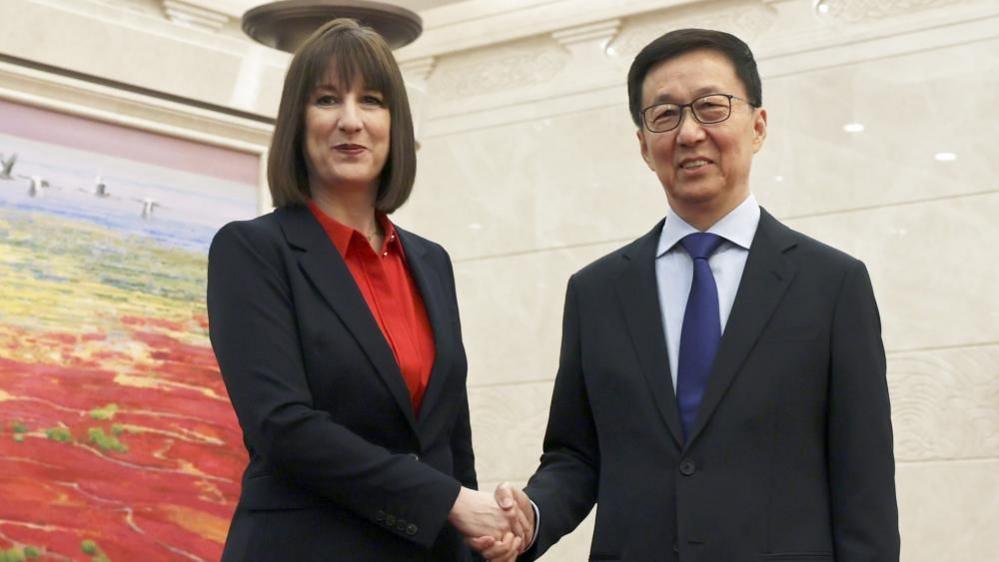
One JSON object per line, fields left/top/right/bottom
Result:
{"left": 307, "top": 33, "right": 392, "bottom": 96}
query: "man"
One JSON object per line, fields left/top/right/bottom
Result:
{"left": 483, "top": 28, "right": 900, "bottom": 562}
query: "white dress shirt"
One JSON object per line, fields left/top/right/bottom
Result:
{"left": 655, "top": 194, "right": 761, "bottom": 390}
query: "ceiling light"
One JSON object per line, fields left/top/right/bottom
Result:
{"left": 934, "top": 152, "right": 957, "bottom": 162}
{"left": 843, "top": 123, "right": 865, "bottom": 133}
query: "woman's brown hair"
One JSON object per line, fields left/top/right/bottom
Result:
{"left": 267, "top": 18, "right": 416, "bottom": 212}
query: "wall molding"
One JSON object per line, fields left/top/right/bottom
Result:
{"left": 0, "top": 0, "right": 288, "bottom": 118}
{"left": 396, "top": 0, "right": 698, "bottom": 61}
{"left": 399, "top": 56, "right": 437, "bottom": 84}
{"left": 415, "top": 0, "right": 999, "bottom": 137}
{"left": 551, "top": 19, "right": 621, "bottom": 49}
{"left": 162, "top": 0, "right": 231, "bottom": 32}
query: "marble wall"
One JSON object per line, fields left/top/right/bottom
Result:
{"left": 2, "top": 0, "right": 996, "bottom": 560}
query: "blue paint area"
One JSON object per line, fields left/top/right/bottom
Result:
{"left": 0, "top": 134, "right": 258, "bottom": 255}
{"left": 0, "top": 187, "right": 221, "bottom": 254}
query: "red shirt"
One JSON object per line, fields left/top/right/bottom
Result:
{"left": 307, "top": 201, "right": 436, "bottom": 415}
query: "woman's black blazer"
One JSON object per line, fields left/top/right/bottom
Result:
{"left": 207, "top": 205, "right": 477, "bottom": 561}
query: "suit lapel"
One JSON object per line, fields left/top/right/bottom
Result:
{"left": 686, "top": 209, "right": 798, "bottom": 446}
{"left": 615, "top": 221, "right": 685, "bottom": 448}
{"left": 276, "top": 207, "right": 419, "bottom": 434}
{"left": 395, "top": 228, "right": 453, "bottom": 425}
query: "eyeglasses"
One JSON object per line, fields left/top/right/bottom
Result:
{"left": 641, "top": 94, "right": 756, "bottom": 133}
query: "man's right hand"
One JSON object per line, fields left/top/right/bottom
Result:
{"left": 494, "top": 482, "right": 534, "bottom": 548}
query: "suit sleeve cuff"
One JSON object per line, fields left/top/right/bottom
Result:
{"left": 526, "top": 499, "right": 540, "bottom": 549}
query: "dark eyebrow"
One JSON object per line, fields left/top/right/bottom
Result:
{"left": 648, "top": 86, "right": 726, "bottom": 106}
{"left": 648, "top": 93, "right": 677, "bottom": 106}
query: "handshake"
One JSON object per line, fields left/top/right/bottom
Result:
{"left": 448, "top": 483, "right": 535, "bottom": 562}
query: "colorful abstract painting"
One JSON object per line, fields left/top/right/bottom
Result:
{"left": 0, "top": 99, "right": 258, "bottom": 561}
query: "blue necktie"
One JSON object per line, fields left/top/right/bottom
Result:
{"left": 676, "top": 232, "right": 725, "bottom": 440}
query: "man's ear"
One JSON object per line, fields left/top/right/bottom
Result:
{"left": 752, "top": 107, "right": 768, "bottom": 153}
{"left": 637, "top": 128, "right": 655, "bottom": 171}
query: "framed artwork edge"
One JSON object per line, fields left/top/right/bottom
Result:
{"left": 0, "top": 58, "right": 275, "bottom": 213}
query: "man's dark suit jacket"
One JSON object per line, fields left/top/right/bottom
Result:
{"left": 207, "top": 206, "right": 476, "bottom": 561}
{"left": 522, "top": 209, "right": 899, "bottom": 562}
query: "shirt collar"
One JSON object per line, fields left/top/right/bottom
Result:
{"left": 307, "top": 200, "right": 399, "bottom": 257}
{"left": 656, "top": 193, "right": 761, "bottom": 258}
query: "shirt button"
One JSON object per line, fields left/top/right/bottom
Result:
{"left": 406, "top": 523, "right": 418, "bottom": 536}
{"left": 679, "top": 459, "right": 696, "bottom": 476}
{"left": 382, "top": 251, "right": 388, "bottom": 257}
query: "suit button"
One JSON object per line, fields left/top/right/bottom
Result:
{"left": 672, "top": 539, "right": 679, "bottom": 552}
{"left": 385, "top": 514, "right": 396, "bottom": 526}
{"left": 396, "top": 518, "right": 408, "bottom": 532}
{"left": 375, "top": 510, "right": 386, "bottom": 522}
{"left": 406, "top": 523, "right": 419, "bottom": 536}
{"left": 410, "top": 453, "right": 420, "bottom": 461}
{"left": 679, "top": 459, "right": 696, "bottom": 476}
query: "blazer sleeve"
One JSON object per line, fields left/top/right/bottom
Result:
{"left": 207, "top": 221, "right": 460, "bottom": 548}
{"left": 521, "top": 276, "right": 600, "bottom": 560}
{"left": 443, "top": 249, "right": 477, "bottom": 490}
{"left": 450, "top": 392, "right": 476, "bottom": 489}
{"left": 827, "top": 260, "right": 900, "bottom": 561}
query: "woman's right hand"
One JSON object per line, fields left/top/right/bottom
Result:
{"left": 468, "top": 532, "right": 523, "bottom": 562}
{"left": 448, "top": 487, "right": 516, "bottom": 541}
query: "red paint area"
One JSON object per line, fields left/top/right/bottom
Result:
{"left": 0, "top": 316, "right": 245, "bottom": 561}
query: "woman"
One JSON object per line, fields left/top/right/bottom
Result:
{"left": 208, "top": 19, "right": 523, "bottom": 561}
